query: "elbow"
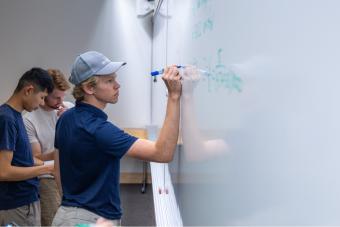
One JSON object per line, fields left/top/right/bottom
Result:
{"left": 165, "top": 153, "right": 175, "bottom": 163}
{"left": 157, "top": 148, "right": 175, "bottom": 163}
{"left": 154, "top": 142, "right": 176, "bottom": 163}
{"left": 158, "top": 156, "right": 173, "bottom": 163}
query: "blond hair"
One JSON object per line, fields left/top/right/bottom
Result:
{"left": 47, "top": 69, "right": 70, "bottom": 91}
{"left": 72, "top": 76, "right": 98, "bottom": 101}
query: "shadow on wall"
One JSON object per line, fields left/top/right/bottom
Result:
{"left": 135, "top": 0, "right": 154, "bottom": 39}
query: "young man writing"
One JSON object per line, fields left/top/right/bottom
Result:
{"left": 52, "top": 51, "right": 181, "bottom": 226}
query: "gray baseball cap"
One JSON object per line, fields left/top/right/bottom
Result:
{"left": 69, "top": 51, "right": 126, "bottom": 85}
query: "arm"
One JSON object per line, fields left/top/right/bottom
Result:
{"left": 127, "top": 66, "right": 181, "bottom": 163}
{"left": 31, "top": 142, "right": 54, "bottom": 161}
{"left": 0, "top": 150, "right": 54, "bottom": 181}
{"left": 33, "top": 156, "right": 44, "bottom": 166}
{"left": 54, "top": 149, "right": 62, "bottom": 195}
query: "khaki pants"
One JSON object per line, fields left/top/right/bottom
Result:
{"left": 52, "top": 206, "right": 121, "bottom": 226}
{"left": 0, "top": 201, "right": 41, "bottom": 226}
{"left": 39, "top": 178, "right": 61, "bottom": 226}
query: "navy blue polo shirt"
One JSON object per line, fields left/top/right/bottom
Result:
{"left": 0, "top": 104, "right": 39, "bottom": 210}
{"left": 55, "top": 101, "right": 137, "bottom": 220}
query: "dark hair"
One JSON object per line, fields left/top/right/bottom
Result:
{"left": 14, "top": 68, "right": 54, "bottom": 94}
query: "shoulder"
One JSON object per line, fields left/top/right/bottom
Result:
{"left": 0, "top": 114, "right": 15, "bottom": 126}
{"left": 0, "top": 107, "right": 16, "bottom": 125}
{"left": 57, "top": 106, "right": 75, "bottom": 122}
{"left": 83, "top": 115, "right": 110, "bottom": 135}
{"left": 23, "top": 108, "right": 45, "bottom": 127}
{"left": 90, "top": 120, "right": 118, "bottom": 139}
{"left": 57, "top": 106, "right": 101, "bottom": 132}
{"left": 95, "top": 121, "right": 135, "bottom": 141}
{"left": 97, "top": 120, "right": 121, "bottom": 131}
{"left": 22, "top": 109, "right": 35, "bottom": 121}
{"left": 0, "top": 110, "right": 18, "bottom": 134}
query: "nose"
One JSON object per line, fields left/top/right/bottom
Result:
{"left": 40, "top": 99, "right": 45, "bottom": 106}
{"left": 114, "top": 81, "right": 120, "bottom": 89}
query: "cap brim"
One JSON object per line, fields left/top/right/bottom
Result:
{"left": 96, "top": 62, "right": 126, "bottom": 75}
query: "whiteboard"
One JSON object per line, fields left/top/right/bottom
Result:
{"left": 153, "top": 0, "right": 340, "bottom": 225}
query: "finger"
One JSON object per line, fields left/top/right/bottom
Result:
{"left": 162, "top": 66, "right": 170, "bottom": 81}
{"left": 169, "top": 66, "right": 178, "bottom": 78}
{"left": 173, "top": 68, "right": 181, "bottom": 80}
{"left": 168, "top": 68, "right": 176, "bottom": 80}
{"left": 163, "top": 66, "right": 173, "bottom": 80}
{"left": 164, "top": 66, "right": 169, "bottom": 75}
{"left": 166, "top": 66, "right": 173, "bottom": 76}
{"left": 169, "top": 66, "right": 175, "bottom": 75}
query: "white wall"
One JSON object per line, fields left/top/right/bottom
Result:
{"left": 151, "top": 2, "right": 168, "bottom": 127}
{"left": 0, "top": 0, "right": 152, "bottom": 173}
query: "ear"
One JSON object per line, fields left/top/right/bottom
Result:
{"left": 23, "top": 85, "right": 35, "bottom": 96}
{"left": 82, "top": 84, "right": 96, "bottom": 95}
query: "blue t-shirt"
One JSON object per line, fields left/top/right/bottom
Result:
{"left": 0, "top": 104, "right": 39, "bottom": 210}
{"left": 55, "top": 101, "right": 137, "bottom": 220}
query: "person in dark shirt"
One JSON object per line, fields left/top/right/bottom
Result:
{"left": 0, "top": 68, "right": 55, "bottom": 226}
{"left": 52, "top": 51, "right": 181, "bottom": 226}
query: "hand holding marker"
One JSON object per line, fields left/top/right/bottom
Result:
{"left": 151, "top": 65, "right": 209, "bottom": 82}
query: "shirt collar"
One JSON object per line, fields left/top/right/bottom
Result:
{"left": 75, "top": 101, "right": 108, "bottom": 120}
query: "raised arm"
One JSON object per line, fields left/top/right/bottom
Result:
{"left": 127, "top": 66, "right": 182, "bottom": 163}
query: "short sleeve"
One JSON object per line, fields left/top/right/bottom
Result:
{"left": 23, "top": 117, "right": 39, "bottom": 144}
{"left": 95, "top": 122, "right": 138, "bottom": 158}
{"left": 0, "top": 116, "right": 17, "bottom": 151}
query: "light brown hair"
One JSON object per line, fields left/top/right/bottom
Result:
{"left": 47, "top": 69, "right": 70, "bottom": 91}
{"left": 72, "top": 76, "right": 98, "bottom": 101}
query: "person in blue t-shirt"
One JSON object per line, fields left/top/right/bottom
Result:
{"left": 52, "top": 51, "right": 182, "bottom": 226}
{"left": 0, "top": 68, "right": 55, "bottom": 226}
